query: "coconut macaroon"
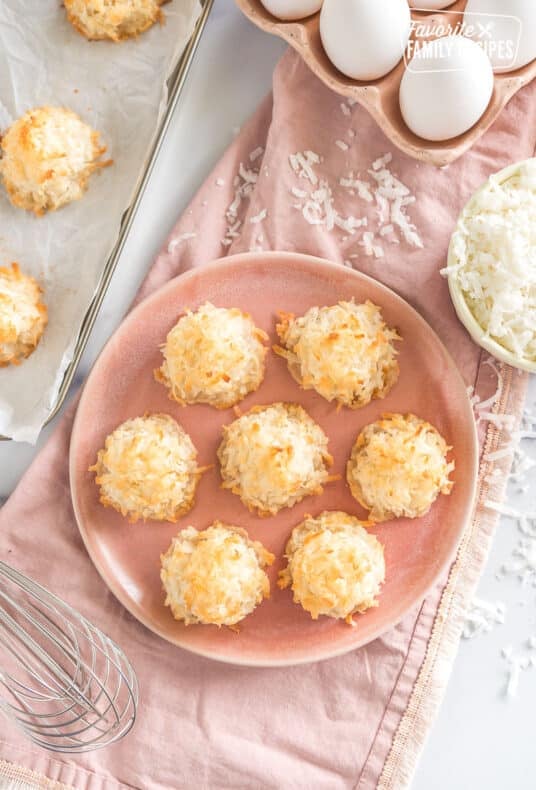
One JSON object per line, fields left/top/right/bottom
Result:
{"left": 155, "top": 302, "right": 268, "bottom": 410}
{"left": 161, "top": 522, "right": 274, "bottom": 627}
{"left": 64, "top": 0, "right": 164, "bottom": 42}
{"left": 278, "top": 511, "right": 385, "bottom": 625}
{"left": 0, "top": 263, "right": 47, "bottom": 367}
{"left": 347, "top": 413, "right": 455, "bottom": 523}
{"left": 0, "top": 106, "right": 110, "bottom": 216}
{"left": 217, "top": 402, "right": 336, "bottom": 517}
{"left": 274, "top": 300, "right": 400, "bottom": 409}
{"left": 90, "top": 414, "right": 207, "bottom": 523}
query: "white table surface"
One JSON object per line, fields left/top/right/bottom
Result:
{"left": 1, "top": 3, "right": 535, "bottom": 788}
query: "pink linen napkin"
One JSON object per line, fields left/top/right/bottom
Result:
{"left": 1, "top": 50, "right": 535, "bottom": 790}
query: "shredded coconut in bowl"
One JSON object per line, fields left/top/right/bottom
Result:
{"left": 443, "top": 159, "right": 536, "bottom": 364}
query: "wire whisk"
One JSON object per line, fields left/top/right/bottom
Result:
{"left": 0, "top": 560, "right": 138, "bottom": 753}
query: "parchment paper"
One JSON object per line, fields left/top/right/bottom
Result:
{"left": 0, "top": 0, "right": 201, "bottom": 442}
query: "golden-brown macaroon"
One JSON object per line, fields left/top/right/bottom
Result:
{"left": 347, "top": 413, "right": 455, "bottom": 522}
{"left": 155, "top": 302, "right": 269, "bottom": 410}
{"left": 90, "top": 413, "right": 207, "bottom": 523}
{"left": 274, "top": 300, "right": 400, "bottom": 409}
{"left": 278, "top": 511, "right": 385, "bottom": 625}
{"left": 0, "top": 106, "right": 110, "bottom": 215}
{"left": 0, "top": 263, "right": 47, "bottom": 367}
{"left": 64, "top": 0, "right": 164, "bottom": 42}
{"left": 161, "top": 522, "right": 274, "bottom": 627}
{"left": 217, "top": 402, "right": 337, "bottom": 517}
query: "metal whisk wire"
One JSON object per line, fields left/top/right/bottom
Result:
{"left": 0, "top": 561, "right": 138, "bottom": 752}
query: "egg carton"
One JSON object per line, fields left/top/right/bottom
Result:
{"left": 235, "top": 0, "right": 536, "bottom": 166}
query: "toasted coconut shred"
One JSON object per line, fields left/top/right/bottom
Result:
{"left": 442, "top": 160, "right": 536, "bottom": 363}
{"left": 64, "top": 0, "right": 164, "bottom": 42}
{"left": 90, "top": 413, "right": 207, "bottom": 523}
{"left": 0, "top": 263, "right": 47, "bottom": 366}
{"left": 275, "top": 299, "right": 400, "bottom": 409}
{"left": 347, "top": 413, "right": 454, "bottom": 522}
{"left": 278, "top": 511, "right": 385, "bottom": 624}
{"left": 161, "top": 522, "right": 274, "bottom": 627}
{"left": 217, "top": 402, "right": 336, "bottom": 517}
{"left": 155, "top": 302, "right": 268, "bottom": 409}
{"left": 0, "top": 106, "right": 110, "bottom": 215}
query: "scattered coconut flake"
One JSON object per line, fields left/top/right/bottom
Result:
{"left": 356, "top": 230, "right": 384, "bottom": 258}
{"left": 288, "top": 147, "right": 423, "bottom": 254}
{"left": 167, "top": 232, "right": 196, "bottom": 253}
{"left": 238, "top": 162, "right": 258, "bottom": 184}
{"left": 498, "top": 539, "right": 536, "bottom": 586}
{"left": 222, "top": 160, "right": 261, "bottom": 246}
{"left": 334, "top": 214, "right": 366, "bottom": 234}
{"left": 501, "top": 644, "right": 535, "bottom": 699}
{"left": 340, "top": 156, "right": 423, "bottom": 248}
{"left": 372, "top": 152, "right": 393, "bottom": 171}
{"left": 215, "top": 178, "right": 225, "bottom": 187}
{"left": 463, "top": 597, "right": 506, "bottom": 639}
{"left": 249, "top": 146, "right": 264, "bottom": 162}
{"left": 249, "top": 208, "right": 267, "bottom": 225}
{"left": 379, "top": 224, "right": 395, "bottom": 237}
{"left": 360, "top": 231, "right": 375, "bottom": 257}
{"left": 373, "top": 243, "right": 384, "bottom": 258}
{"left": 302, "top": 201, "right": 324, "bottom": 226}
{"left": 339, "top": 175, "right": 374, "bottom": 202}
{"left": 506, "top": 661, "right": 521, "bottom": 697}
{"left": 474, "top": 389, "right": 536, "bottom": 696}
{"left": 289, "top": 150, "right": 321, "bottom": 185}
{"left": 340, "top": 102, "right": 351, "bottom": 117}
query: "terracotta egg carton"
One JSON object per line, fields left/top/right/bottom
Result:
{"left": 235, "top": 0, "right": 536, "bottom": 166}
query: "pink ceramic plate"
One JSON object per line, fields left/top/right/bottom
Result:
{"left": 70, "top": 253, "right": 478, "bottom": 667}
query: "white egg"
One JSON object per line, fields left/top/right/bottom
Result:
{"left": 320, "top": 0, "right": 411, "bottom": 81}
{"left": 400, "top": 35, "right": 494, "bottom": 141}
{"left": 465, "top": 0, "right": 536, "bottom": 72}
{"left": 259, "top": 0, "right": 323, "bottom": 20}
{"left": 409, "top": 1, "right": 455, "bottom": 7}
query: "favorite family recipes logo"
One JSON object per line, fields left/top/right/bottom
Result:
{"left": 405, "top": 9, "right": 522, "bottom": 72}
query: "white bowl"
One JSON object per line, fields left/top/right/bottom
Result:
{"left": 447, "top": 159, "right": 536, "bottom": 373}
